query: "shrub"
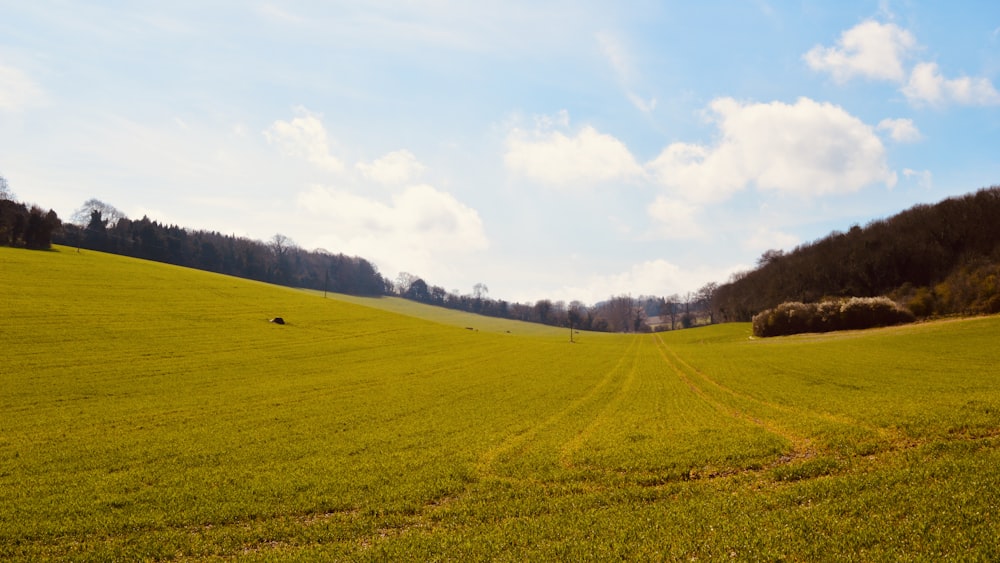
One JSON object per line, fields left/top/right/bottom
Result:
{"left": 838, "top": 297, "right": 915, "bottom": 331}
{"left": 905, "top": 287, "right": 935, "bottom": 318}
{"left": 752, "top": 296, "right": 914, "bottom": 337}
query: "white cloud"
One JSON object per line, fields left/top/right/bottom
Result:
{"left": 296, "top": 183, "right": 488, "bottom": 278}
{"left": 743, "top": 227, "right": 800, "bottom": 254}
{"left": 877, "top": 118, "right": 922, "bottom": 142}
{"left": 504, "top": 115, "right": 643, "bottom": 188}
{"left": 356, "top": 149, "right": 426, "bottom": 185}
{"left": 804, "top": 20, "right": 916, "bottom": 83}
{"left": 646, "top": 97, "right": 896, "bottom": 202}
{"left": 646, "top": 140, "right": 743, "bottom": 203}
{"left": 806, "top": 21, "right": 1000, "bottom": 108}
{"left": 902, "top": 62, "right": 1000, "bottom": 106}
{"left": 646, "top": 197, "right": 705, "bottom": 240}
{"left": 264, "top": 107, "right": 345, "bottom": 172}
{"left": 0, "top": 63, "right": 45, "bottom": 111}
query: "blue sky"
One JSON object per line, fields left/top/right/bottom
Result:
{"left": 2, "top": 1, "right": 999, "bottom": 304}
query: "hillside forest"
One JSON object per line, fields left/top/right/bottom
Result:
{"left": 713, "top": 186, "right": 1000, "bottom": 322}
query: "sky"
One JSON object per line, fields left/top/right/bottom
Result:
{"left": 2, "top": 1, "right": 999, "bottom": 305}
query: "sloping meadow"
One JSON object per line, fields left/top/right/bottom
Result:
{"left": 2, "top": 246, "right": 999, "bottom": 560}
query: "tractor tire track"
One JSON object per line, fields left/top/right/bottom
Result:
{"left": 474, "top": 336, "right": 641, "bottom": 481}
{"left": 651, "top": 333, "right": 817, "bottom": 460}
{"left": 558, "top": 335, "right": 644, "bottom": 469}
{"left": 654, "top": 334, "right": 908, "bottom": 452}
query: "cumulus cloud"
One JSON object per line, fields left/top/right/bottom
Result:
{"left": 505, "top": 115, "right": 643, "bottom": 188}
{"left": 902, "top": 62, "right": 1000, "bottom": 106}
{"left": 296, "top": 183, "right": 488, "bottom": 277}
{"left": 264, "top": 107, "right": 345, "bottom": 172}
{"left": 804, "top": 20, "right": 916, "bottom": 83}
{"left": 356, "top": 149, "right": 426, "bottom": 185}
{"left": 0, "top": 63, "right": 45, "bottom": 111}
{"left": 806, "top": 21, "right": 1000, "bottom": 108}
{"left": 877, "top": 118, "right": 922, "bottom": 142}
{"left": 646, "top": 97, "right": 896, "bottom": 202}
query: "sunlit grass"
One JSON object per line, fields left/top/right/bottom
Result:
{"left": 2, "top": 246, "right": 999, "bottom": 560}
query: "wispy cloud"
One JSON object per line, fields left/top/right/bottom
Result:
{"left": 0, "top": 62, "right": 45, "bottom": 111}
{"left": 743, "top": 227, "right": 800, "bottom": 253}
{"left": 356, "top": 150, "right": 426, "bottom": 185}
{"left": 596, "top": 31, "right": 657, "bottom": 114}
{"left": 646, "top": 197, "right": 706, "bottom": 240}
{"left": 903, "top": 168, "right": 933, "bottom": 189}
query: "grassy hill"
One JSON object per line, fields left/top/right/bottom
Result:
{"left": 3, "top": 246, "right": 1000, "bottom": 560}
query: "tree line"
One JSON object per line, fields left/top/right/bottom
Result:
{"left": 0, "top": 178, "right": 62, "bottom": 249}
{"left": 713, "top": 185, "right": 1000, "bottom": 321}
{"left": 54, "top": 199, "right": 390, "bottom": 296}
{"left": 393, "top": 272, "right": 717, "bottom": 334}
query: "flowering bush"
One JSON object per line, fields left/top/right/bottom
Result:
{"left": 753, "top": 297, "right": 914, "bottom": 337}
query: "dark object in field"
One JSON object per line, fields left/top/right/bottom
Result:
{"left": 270, "top": 317, "right": 285, "bottom": 325}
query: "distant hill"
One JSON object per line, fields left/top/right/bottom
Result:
{"left": 713, "top": 185, "right": 1000, "bottom": 321}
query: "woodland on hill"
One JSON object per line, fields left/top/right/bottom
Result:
{"left": 0, "top": 178, "right": 61, "bottom": 250}
{"left": 713, "top": 186, "right": 1000, "bottom": 322}
{"left": 54, "top": 200, "right": 391, "bottom": 297}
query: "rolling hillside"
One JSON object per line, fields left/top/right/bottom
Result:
{"left": 714, "top": 186, "right": 1000, "bottom": 321}
{"left": 3, "top": 246, "right": 999, "bottom": 560}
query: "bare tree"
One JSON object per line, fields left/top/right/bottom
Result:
{"left": 534, "top": 299, "right": 553, "bottom": 324}
{"left": 71, "top": 199, "right": 127, "bottom": 228}
{"left": 0, "top": 175, "right": 14, "bottom": 201}
{"left": 681, "top": 292, "right": 696, "bottom": 328}
{"left": 396, "top": 272, "right": 419, "bottom": 295}
{"left": 660, "top": 294, "right": 679, "bottom": 330}
{"left": 697, "top": 282, "right": 719, "bottom": 324}
{"left": 269, "top": 233, "right": 295, "bottom": 256}
{"left": 596, "top": 294, "right": 638, "bottom": 332}
{"left": 472, "top": 282, "right": 489, "bottom": 300}
{"left": 567, "top": 307, "right": 580, "bottom": 342}
{"left": 70, "top": 198, "right": 128, "bottom": 228}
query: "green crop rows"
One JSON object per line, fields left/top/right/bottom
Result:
{"left": 2, "top": 246, "right": 999, "bottom": 560}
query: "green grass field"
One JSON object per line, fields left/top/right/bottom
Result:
{"left": 2, "top": 246, "right": 1000, "bottom": 560}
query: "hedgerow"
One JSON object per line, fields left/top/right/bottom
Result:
{"left": 752, "top": 297, "right": 915, "bottom": 337}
